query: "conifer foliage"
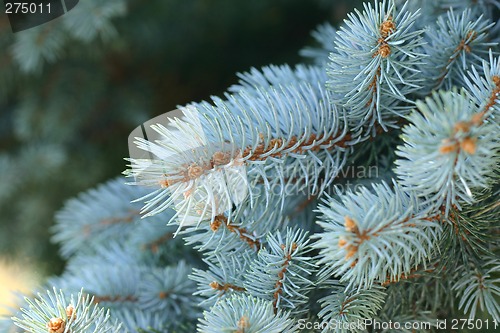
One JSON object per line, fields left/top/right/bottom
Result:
{"left": 2, "top": 0, "right": 499, "bottom": 332}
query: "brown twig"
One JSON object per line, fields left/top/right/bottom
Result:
{"left": 210, "top": 215, "right": 261, "bottom": 250}
{"left": 272, "top": 242, "right": 298, "bottom": 314}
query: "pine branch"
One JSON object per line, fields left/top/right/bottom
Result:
{"left": 190, "top": 253, "right": 251, "bottom": 308}
{"left": 437, "top": 191, "right": 498, "bottom": 269}
{"left": 465, "top": 49, "right": 500, "bottom": 120}
{"left": 317, "top": 282, "right": 386, "bottom": 333}
{"left": 52, "top": 178, "right": 177, "bottom": 259}
{"left": 328, "top": 0, "right": 426, "bottom": 133}
{"left": 395, "top": 89, "right": 499, "bottom": 214}
{"left": 418, "top": 8, "right": 497, "bottom": 94}
{"left": 299, "top": 23, "right": 337, "bottom": 65}
{"left": 244, "top": 228, "right": 317, "bottom": 315}
{"left": 453, "top": 258, "right": 500, "bottom": 321}
{"left": 12, "top": 288, "right": 121, "bottom": 333}
{"left": 197, "top": 295, "right": 297, "bottom": 333}
{"left": 126, "top": 70, "right": 351, "bottom": 228}
{"left": 314, "top": 181, "right": 441, "bottom": 288}
{"left": 11, "top": 0, "right": 128, "bottom": 73}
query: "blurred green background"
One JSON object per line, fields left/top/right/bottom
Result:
{"left": 0, "top": 0, "right": 362, "bottom": 278}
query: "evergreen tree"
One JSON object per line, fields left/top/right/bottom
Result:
{"left": 1, "top": 0, "right": 499, "bottom": 332}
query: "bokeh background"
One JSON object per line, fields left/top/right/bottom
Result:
{"left": 0, "top": 0, "right": 363, "bottom": 312}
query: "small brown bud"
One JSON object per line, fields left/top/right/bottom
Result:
{"left": 378, "top": 44, "right": 391, "bottom": 58}
{"left": 345, "top": 245, "right": 358, "bottom": 259}
{"left": 460, "top": 137, "right": 477, "bottom": 154}
{"left": 210, "top": 215, "right": 226, "bottom": 231}
{"left": 238, "top": 316, "right": 249, "bottom": 329}
{"left": 492, "top": 75, "right": 500, "bottom": 86}
{"left": 210, "top": 220, "right": 222, "bottom": 231}
{"left": 232, "top": 156, "right": 245, "bottom": 167}
{"left": 65, "top": 305, "right": 76, "bottom": 320}
{"left": 187, "top": 163, "right": 204, "bottom": 179}
{"left": 47, "top": 318, "right": 65, "bottom": 333}
{"left": 471, "top": 112, "right": 484, "bottom": 126}
{"left": 439, "top": 141, "right": 458, "bottom": 154}
{"left": 466, "top": 30, "right": 477, "bottom": 42}
{"left": 269, "top": 138, "right": 283, "bottom": 149}
{"left": 380, "top": 16, "right": 396, "bottom": 37}
{"left": 338, "top": 238, "right": 347, "bottom": 248}
{"left": 159, "top": 179, "right": 170, "bottom": 188}
{"left": 253, "top": 143, "right": 265, "bottom": 156}
{"left": 183, "top": 188, "right": 193, "bottom": 198}
{"left": 344, "top": 216, "right": 357, "bottom": 232}
{"left": 454, "top": 121, "right": 470, "bottom": 133}
{"left": 212, "top": 151, "right": 230, "bottom": 166}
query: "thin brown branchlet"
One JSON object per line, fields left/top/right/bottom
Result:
{"left": 272, "top": 242, "right": 298, "bottom": 314}
{"left": 209, "top": 281, "right": 246, "bottom": 295}
{"left": 157, "top": 132, "right": 351, "bottom": 188}
{"left": 210, "top": 214, "right": 261, "bottom": 250}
